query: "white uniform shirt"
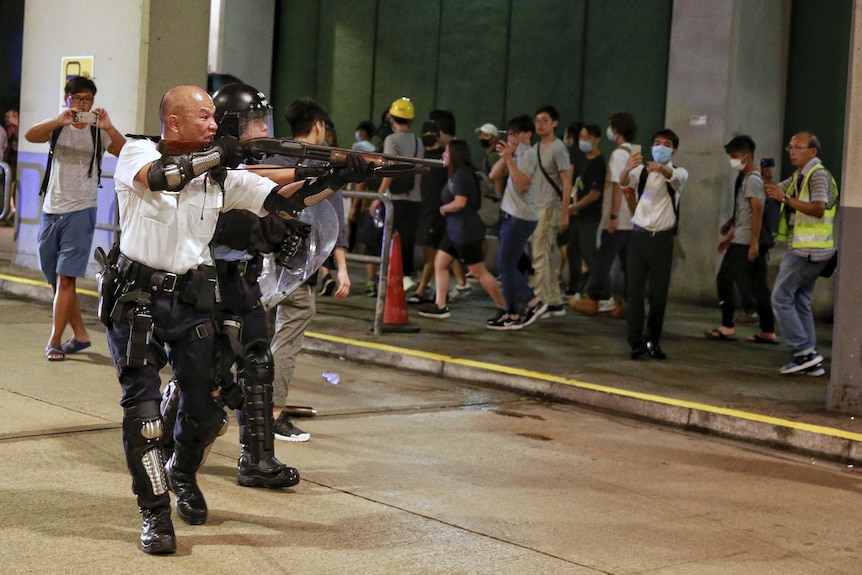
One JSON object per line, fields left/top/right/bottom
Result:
{"left": 113, "top": 139, "right": 275, "bottom": 274}
{"left": 626, "top": 162, "right": 688, "bottom": 232}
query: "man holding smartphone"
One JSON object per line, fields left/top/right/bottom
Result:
{"left": 25, "top": 75, "right": 126, "bottom": 361}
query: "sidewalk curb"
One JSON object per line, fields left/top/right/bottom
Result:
{"left": 303, "top": 331, "right": 862, "bottom": 465}
{"left": 3, "top": 271, "right": 860, "bottom": 464}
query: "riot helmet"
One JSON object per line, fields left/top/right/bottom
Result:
{"left": 212, "top": 83, "right": 274, "bottom": 140}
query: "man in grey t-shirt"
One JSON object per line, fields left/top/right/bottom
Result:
{"left": 370, "top": 97, "right": 424, "bottom": 279}
{"left": 707, "top": 135, "right": 775, "bottom": 344}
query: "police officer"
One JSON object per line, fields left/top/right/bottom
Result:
{"left": 108, "top": 84, "right": 367, "bottom": 554}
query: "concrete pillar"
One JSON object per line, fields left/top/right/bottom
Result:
{"left": 665, "top": 0, "right": 787, "bottom": 302}
{"left": 826, "top": 1, "right": 862, "bottom": 414}
{"left": 208, "top": 0, "right": 275, "bottom": 96}
{"left": 15, "top": 0, "right": 209, "bottom": 276}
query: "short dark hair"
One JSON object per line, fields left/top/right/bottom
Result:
{"left": 428, "top": 109, "right": 455, "bottom": 136}
{"left": 356, "top": 121, "right": 376, "bottom": 138}
{"left": 535, "top": 105, "right": 559, "bottom": 122}
{"left": 724, "top": 135, "right": 756, "bottom": 154}
{"left": 447, "top": 139, "right": 476, "bottom": 175}
{"left": 565, "top": 121, "right": 584, "bottom": 138}
{"left": 284, "top": 97, "right": 329, "bottom": 138}
{"left": 65, "top": 76, "right": 97, "bottom": 96}
{"left": 608, "top": 111, "right": 637, "bottom": 142}
{"left": 391, "top": 115, "right": 411, "bottom": 126}
{"left": 583, "top": 124, "right": 602, "bottom": 139}
{"left": 507, "top": 114, "right": 535, "bottom": 136}
{"left": 653, "top": 128, "right": 680, "bottom": 149}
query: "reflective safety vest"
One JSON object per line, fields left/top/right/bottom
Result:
{"left": 777, "top": 163, "right": 838, "bottom": 249}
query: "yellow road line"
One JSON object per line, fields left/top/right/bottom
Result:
{"left": 0, "top": 273, "right": 99, "bottom": 297}
{"left": 306, "top": 330, "right": 862, "bottom": 443}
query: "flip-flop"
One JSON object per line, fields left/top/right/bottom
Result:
{"left": 746, "top": 334, "right": 779, "bottom": 345}
{"left": 705, "top": 328, "right": 737, "bottom": 341}
{"left": 61, "top": 338, "right": 91, "bottom": 354}
{"left": 46, "top": 343, "right": 66, "bottom": 362}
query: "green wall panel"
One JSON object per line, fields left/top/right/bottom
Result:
{"left": 272, "top": 0, "right": 321, "bottom": 137}
{"left": 582, "top": 0, "right": 672, "bottom": 154}
{"left": 506, "top": 0, "right": 586, "bottom": 125}
{"left": 783, "top": 0, "right": 851, "bottom": 184}
{"left": 372, "top": 0, "right": 442, "bottom": 132}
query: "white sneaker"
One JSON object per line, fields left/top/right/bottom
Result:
{"left": 402, "top": 276, "right": 417, "bottom": 292}
{"left": 597, "top": 296, "right": 617, "bottom": 313}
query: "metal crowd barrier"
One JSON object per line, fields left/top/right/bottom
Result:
{"left": 0, "top": 161, "right": 13, "bottom": 223}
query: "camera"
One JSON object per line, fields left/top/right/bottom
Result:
{"left": 74, "top": 111, "right": 99, "bottom": 124}
{"left": 760, "top": 157, "right": 775, "bottom": 168}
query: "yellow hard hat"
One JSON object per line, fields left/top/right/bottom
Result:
{"left": 389, "top": 97, "right": 415, "bottom": 120}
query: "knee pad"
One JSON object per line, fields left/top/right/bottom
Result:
{"left": 239, "top": 339, "right": 274, "bottom": 387}
{"left": 123, "top": 400, "right": 168, "bottom": 497}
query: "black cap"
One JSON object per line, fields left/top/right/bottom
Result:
{"left": 724, "top": 135, "right": 756, "bottom": 153}
{"left": 421, "top": 121, "right": 440, "bottom": 135}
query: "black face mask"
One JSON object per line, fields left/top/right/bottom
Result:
{"left": 422, "top": 135, "right": 439, "bottom": 148}
{"left": 479, "top": 139, "right": 491, "bottom": 149}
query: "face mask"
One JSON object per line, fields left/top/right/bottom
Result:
{"left": 651, "top": 145, "right": 672, "bottom": 164}
{"left": 422, "top": 135, "right": 438, "bottom": 148}
{"left": 578, "top": 140, "right": 593, "bottom": 153}
{"left": 479, "top": 139, "right": 491, "bottom": 149}
{"left": 606, "top": 127, "right": 615, "bottom": 142}
{"left": 729, "top": 158, "right": 744, "bottom": 171}
{"left": 355, "top": 131, "right": 362, "bottom": 142}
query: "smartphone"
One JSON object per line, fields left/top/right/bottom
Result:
{"left": 75, "top": 111, "right": 99, "bottom": 124}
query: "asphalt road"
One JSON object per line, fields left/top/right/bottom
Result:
{"left": 1, "top": 292, "right": 861, "bottom": 574}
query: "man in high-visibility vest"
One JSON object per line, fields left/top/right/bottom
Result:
{"left": 765, "top": 132, "right": 838, "bottom": 376}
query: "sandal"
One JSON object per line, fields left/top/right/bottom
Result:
{"left": 746, "top": 334, "right": 779, "bottom": 345}
{"left": 46, "top": 343, "right": 66, "bottom": 362}
{"left": 61, "top": 338, "right": 91, "bottom": 354}
{"left": 705, "top": 328, "right": 737, "bottom": 341}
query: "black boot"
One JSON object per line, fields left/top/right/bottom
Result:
{"left": 237, "top": 447, "right": 300, "bottom": 489}
{"left": 140, "top": 506, "right": 176, "bottom": 554}
{"left": 165, "top": 447, "right": 207, "bottom": 525}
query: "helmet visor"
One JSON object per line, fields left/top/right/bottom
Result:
{"left": 239, "top": 109, "right": 274, "bottom": 140}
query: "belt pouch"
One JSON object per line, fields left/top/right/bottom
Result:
{"left": 126, "top": 304, "right": 153, "bottom": 369}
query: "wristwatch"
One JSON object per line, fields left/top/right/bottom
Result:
{"left": 609, "top": 214, "right": 618, "bottom": 220}
{"left": 782, "top": 195, "right": 790, "bottom": 205}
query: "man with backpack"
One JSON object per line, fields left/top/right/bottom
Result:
{"left": 705, "top": 135, "right": 777, "bottom": 345}
{"left": 618, "top": 129, "right": 688, "bottom": 360}
{"left": 25, "top": 75, "right": 126, "bottom": 361}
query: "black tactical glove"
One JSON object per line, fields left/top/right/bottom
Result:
{"left": 212, "top": 136, "right": 249, "bottom": 169}
{"left": 334, "top": 153, "right": 375, "bottom": 184}
{"left": 275, "top": 220, "right": 312, "bottom": 267}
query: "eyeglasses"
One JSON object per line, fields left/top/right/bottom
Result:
{"left": 534, "top": 118, "right": 552, "bottom": 124}
{"left": 785, "top": 145, "right": 812, "bottom": 151}
{"left": 69, "top": 95, "right": 94, "bottom": 104}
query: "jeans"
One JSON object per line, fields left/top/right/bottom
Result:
{"left": 497, "top": 214, "right": 537, "bottom": 314}
{"left": 771, "top": 252, "right": 827, "bottom": 354}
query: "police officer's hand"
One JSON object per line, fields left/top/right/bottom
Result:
{"left": 275, "top": 220, "right": 312, "bottom": 265}
{"left": 212, "top": 136, "right": 249, "bottom": 169}
{"left": 336, "top": 154, "right": 375, "bottom": 184}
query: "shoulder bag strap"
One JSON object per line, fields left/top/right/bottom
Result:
{"left": 536, "top": 143, "right": 563, "bottom": 197}
{"left": 39, "top": 127, "right": 63, "bottom": 196}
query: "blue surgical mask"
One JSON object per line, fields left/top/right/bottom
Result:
{"left": 606, "top": 127, "right": 615, "bottom": 142}
{"left": 578, "top": 140, "right": 593, "bottom": 153}
{"left": 651, "top": 145, "right": 672, "bottom": 164}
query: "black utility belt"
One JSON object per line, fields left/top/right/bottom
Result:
{"left": 117, "top": 254, "right": 217, "bottom": 311}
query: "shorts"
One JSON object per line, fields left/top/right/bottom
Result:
{"left": 439, "top": 235, "right": 485, "bottom": 266}
{"left": 37, "top": 207, "right": 97, "bottom": 285}
{"left": 416, "top": 212, "right": 445, "bottom": 249}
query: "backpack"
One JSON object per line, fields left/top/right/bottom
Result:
{"left": 387, "top": 134, "right": 419, "bottom": 195}
{"left": 475, "top": 171, "right": 500, "bottom": 228}
{"left": 733, "top": 171, "right": 779, "bottom": 251}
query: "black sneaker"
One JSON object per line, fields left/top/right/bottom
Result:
{"left": 541, "top": 304, "right": 566, "bottom": 318}
{"left": 140, "top": 506, "right": 176, "bottom": 554}
{"left": 779, "top": 351, "right": 824, "bottom": 375}
{"left": 273, "top": 411, "right": 311, "bottom": 442}
{"left": 801, "top": 363, "right": 826, "bottom": 377}
{"left": 486, "top": 313, "right": 524, "bottom": 331}
{"left": 486, "top": 308, "right": 507, "bottom": 325}
{"left": 521, "top": 300, "right": 548, "bottom": 327}
{"left": 418, "top": 304, "right": 451, "bottom": 319}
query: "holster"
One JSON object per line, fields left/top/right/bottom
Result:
{"left": 126, "top": 301, "right": 154, "bottom": 370}
{"left": 95, "top": 243, "right": 121, "bottom": 327}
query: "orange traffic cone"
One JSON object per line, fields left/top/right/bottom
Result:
{"left": 381, "top": 232, "right": 419, "bottom": 333}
